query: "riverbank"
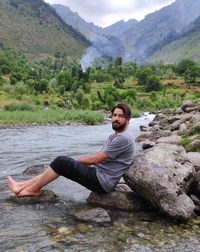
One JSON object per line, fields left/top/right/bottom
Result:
{"left": 0, "top": 108, "right": 105, "bottom": 126}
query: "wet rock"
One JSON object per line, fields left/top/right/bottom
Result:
{"left": 124, "top": 144, "right": 195, "bottom": 220}
{"left": 142, "top": 140, "right": 155, "bottom": 150}
{"left": 76, "top": 223, "right": 91, "bottom": 233}
{"left": 140, "top": 125, "right": 150, "bottom": 132}
{"left": 186, "top": 152, "right": 200, "bottom": 171}
{"left": 87, "top": 190, "right": 148, "bottom": 211}
{"left": 23, "top": 164, "right": 47, "bottom": 175}
{"left": 58, "top": 226, "right": 74, "bottom": 235}
{"left": 7, "top": 190, "right": 57, "bottom": 204}
{"left": 136, "top": 232, "right": 145, "bottom": 238}
{"left": 73, "top": 207, "right": 111, "bottom": 224}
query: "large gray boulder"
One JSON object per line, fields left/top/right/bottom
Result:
{"left": 124, "top": 144, "right": 195, "bottom": 220}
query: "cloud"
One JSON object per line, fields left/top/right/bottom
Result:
{"left": 45, "top": 0, "right": 175, "bottom": 27}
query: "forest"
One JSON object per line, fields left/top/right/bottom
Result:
{"left": 0, "top": 46, "right": 200, "bottom": 124}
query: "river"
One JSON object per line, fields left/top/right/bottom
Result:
{"left": 1, "top": 114, "right": 200, "bottom": 252}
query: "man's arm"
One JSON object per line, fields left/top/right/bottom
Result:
{"left": 76, "top": 151, "right": 108, "bottom": 165}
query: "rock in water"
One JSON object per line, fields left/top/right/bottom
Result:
{"left": 87, "top": 190, "right": 148, "bottom": 211}
{"left": 7, "top": 190, "right": 57, "bottom": 204}
{"left": 73, "top": 207, "right": 111, "bottom": 224}
{"left": 124, "top": 143, "right": 195, "bottom": 220}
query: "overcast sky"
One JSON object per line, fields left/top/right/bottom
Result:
{"left": 44, "top": 0, "right": 175, "bottom": 28}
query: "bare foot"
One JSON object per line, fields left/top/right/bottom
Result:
{"left": 17, "top": 187, "right": 43, "bottom": 197}
{"left": 7, "top": 176, "right": 25, "bottom": 195}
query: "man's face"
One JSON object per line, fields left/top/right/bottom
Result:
{"left": 112, "top": 108, "right": 129, "bottom": 132}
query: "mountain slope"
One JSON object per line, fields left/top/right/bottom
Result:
{"left": 147, "top": 16, "right": 200, "bottom": 64}
{"left": 52, "top": 4, "right": 100, "bottom": 40}
{"left": 53, "top": 4, "right": 125, "bottom": 68}
{"left": 0, "top": 0, "right": 90, "bottom": 59}
{"left": 121, "top": 0, "right": 200, "bottom": 62}
{"left": 102, "top": 19, "right": 138, "bottom": 37}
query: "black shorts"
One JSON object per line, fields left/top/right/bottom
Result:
{"left": 50, "top": 156, "right": 106, "bottom": 194}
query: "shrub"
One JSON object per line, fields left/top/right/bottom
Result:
{"left": 145, "top": 75, "right": 162, "bottom": 92}
{"left": 4, "top": 103, "right": 35, "bottom": 111}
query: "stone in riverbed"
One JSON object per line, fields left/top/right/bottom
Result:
{"left": 7, "top": 190, "right": 57, "bottom": 204}
{"left": 23, "top": 164, "right": 47, "bottom": 176}
{"left": 73, "top": 207, "right": 111, "bottom": 224}
{"left": 87, "top": 190, "right": 148, "bottom": 211}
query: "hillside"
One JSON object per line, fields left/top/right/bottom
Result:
{"left": 121, "top": 0, "right": 200, "bottom": 62}
{"left": 148, "top": 32, "right": 200, "bottom": 64}
{"left": 53, "top": 4, "right": 124, "bottom": 69}
{"left": 52, "top": 4, "right": 101, "bottom": 40}
{"left": 0, "top": 0, "right": 90, "bottom": 59}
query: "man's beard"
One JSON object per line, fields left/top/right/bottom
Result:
{"left": 112, "top": 121, "right": 127, "bottom": 131}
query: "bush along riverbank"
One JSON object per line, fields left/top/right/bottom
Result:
{"left": 0, "top": 108, "right": 105, "bottom": 126}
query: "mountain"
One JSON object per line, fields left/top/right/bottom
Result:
{"left": 0, "top": 0, "right": 90, "bottom": 59}
{"left": 102, "top": 19, "right": 138, "bottom": 37}
{"left": 53, "top": 0, "right": 200, "bottom": 65}
{"left": 52, "top": 4, "right": 101, "bottom": 40}
{"left": 147, "top": 16, "right": 200, "bottom": 64}
{"left": 53, "top": 4, "right": 125, "bottom": 68}
{"left": 121, "top": 0, "right": 200, "bottom": 62}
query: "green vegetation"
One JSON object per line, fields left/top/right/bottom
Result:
{"left": 0, "top": 108, "right": 104, "bottom": 125}
{"left": 0, "top": 0, "right": 89, "bottom": 59}
{"left": 1, "top": 48, "right": 200, "bottom": 125}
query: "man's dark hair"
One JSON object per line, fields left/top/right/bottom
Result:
{"left": 111, "top": 103, "right": 132, "bottom": 119}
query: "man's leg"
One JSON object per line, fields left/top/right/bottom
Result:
{"left": 7, "top": 166, "right": 59, "bottom": 197}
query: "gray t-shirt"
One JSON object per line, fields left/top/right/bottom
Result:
{"left": 95, "top": 130, "right": 134, "bottom": 192}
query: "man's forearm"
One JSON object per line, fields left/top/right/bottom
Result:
{"left": 76, "top": 151, "right": 108, "bottom": 165}
{"left": 76, "top": 155, "right": 97, "bottom": 165}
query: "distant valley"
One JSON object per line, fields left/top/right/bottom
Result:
{"left": 53, "top": 0, "right": 200, "bottom": 66}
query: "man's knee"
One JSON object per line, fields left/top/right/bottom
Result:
{"left": 50, "top": 156, "right": 71, "bottom": 172}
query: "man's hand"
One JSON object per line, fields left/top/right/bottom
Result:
{"left": 76, "top": 151, "right": 108, "bottom": 165}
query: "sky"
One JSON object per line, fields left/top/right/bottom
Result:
{"left": 44, "top": 0, "right": 176, "bottom": 28}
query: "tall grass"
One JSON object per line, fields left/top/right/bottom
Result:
{"left": 0, "top": 109, "right": 105, "bottom": 125}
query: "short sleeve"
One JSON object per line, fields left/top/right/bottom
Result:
{"left": 103, "top": 135, "right": 129, "bottom": 159}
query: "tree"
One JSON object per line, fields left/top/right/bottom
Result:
{"left": 145, "top": 75, "right": 162, "bottom": 92}
{"left": 57, "top": 71, "right": 73, "bottom": 91}
{"left": 114, "top": 57, "right": 123, "bottom": 66}
{"left": 177, "top": 59, "right": 199, "bottom": 83}
{"left": 136, "top": 66, "right": 153, "bottom": 85}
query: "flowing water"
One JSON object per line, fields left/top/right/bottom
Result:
{"left": 1, "top": 114, "right": 200, "bottom": 252}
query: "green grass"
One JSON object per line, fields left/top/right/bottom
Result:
{"left": 0, "top": 109, "right": 105, "bottom": 125}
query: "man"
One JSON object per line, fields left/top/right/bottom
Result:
{"left": 8, "top": 103, "right": 134, "bottom": 197}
